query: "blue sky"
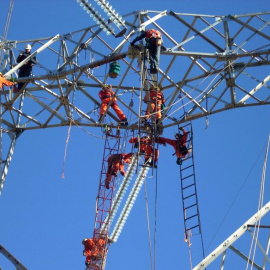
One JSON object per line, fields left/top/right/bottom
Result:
{"left": 0, "top": 0, "right": 270, "bottom": 270}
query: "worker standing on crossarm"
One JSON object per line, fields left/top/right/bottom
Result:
{"left": 98, "top": 84, "right": 128, "bottom": 126}
{"left": 105, "top": 153, "right": 133, "bottom": 189}
{"left": 130, "top": 29, "right": 163, "bottom": 74}
{"left": 156, "top": 127, "right": 190, "bottom": 165}
{"left": 16, "top": 44, "right": 36, "bottom": 90}
{"left": 0, "top": 72, "right": 16, "bottom": 89}
{"left": 144, "top": 86, "right": 165, "bottom": 123}
{"left": 129, "top": 135, "right": 161, "bottom": 168}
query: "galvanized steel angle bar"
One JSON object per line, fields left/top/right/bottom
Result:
{"left": 230, "top": 16, "right": 254, "bottom": 43}
{"left": 10, "top": 106, "right": 42, "bottom": 126}
{"left": 229, "top": 15, "right": 270, "bottom": 42}
{"left": 186, "top": 77, "right": 226, "bottom": 116}
{"left": 0, "top": 134, "right": 17, "bottom": 196}
{"left": 137, "top": 10, "right": 167, "bottom": 31}
{"left": 170, "top": 11, "right": 223, "bottom": 52}
{"left": 247, "top": 228, "right": 270, "bottom": 264}
{"left": 163, "top": 57, "right": 198, "bottom": 110}
{"left": 160, "top": 59, "right": 208, "bottom": 121}
{"left": 228, "top": 245, "right": 263, "bottom": 270}
{"left": 24, "top": 91, "right": 66, "bottom": 122}
{"left": 193, "top": 201, "right": 270, "bottom": 270}
{"left": 235, "top": 83, "right": 262, "bottom": 104}
{"left": 58, "top": 29, "right": 90, "bottom": 71}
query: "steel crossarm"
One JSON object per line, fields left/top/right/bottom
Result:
{"left": 193, "top": 201, "right": 270, "bottom": 270}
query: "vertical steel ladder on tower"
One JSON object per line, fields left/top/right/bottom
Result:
{"left": 179, "top": 123, "right": 203, "bottom": 248}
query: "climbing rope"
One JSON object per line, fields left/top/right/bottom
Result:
{"left": 144, "top": 180, "right": 154, "bottom": 270}
{"left": 61, "top": 121, "right": 72, "bottom": 179}
{"left": 153, "top": 161, "right": 158, "bottom": 270}
{"left": 246, "top": 127, "right": 270, "bottom": 270}
{"left": 206, "top": 140, "right": 268, "bottom": 253}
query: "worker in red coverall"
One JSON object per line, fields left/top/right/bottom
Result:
{"left": 129, "top": 135, "right": 161, "bottom": 168}
{"left": 0, "top": 72, "right": 16, "bottom": 89}
{"left": 144, "top": 86, "right": 165, "bottom": 123}
{"left": 130, "top": 29, "right": 163, "bottom": 74}
{"left": 105, "top": 153, "right": 133, "bottom": 189}
{"left": 156, "top": 127, "right": 190, "bottom": 165}
{"left": 82, "top": 237, "right": 106, "bottom": 266}
{"left": 98, "top": 84, "right": 128, "bottom": 126}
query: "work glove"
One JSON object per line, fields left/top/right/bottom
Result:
{"left": 130, "top": 41, "right": 135, "bottom": 46}
{"left": 176, "top": 158, "right": 182, "bottom": 165}
{"left": 162, "top": 142, "right": 167, "bottom": 146}
{"left": 8, "top": 78, "right": 16, "bottom": 83}
{"left": 134, "top": 142, "right": 139, "bottom": 148}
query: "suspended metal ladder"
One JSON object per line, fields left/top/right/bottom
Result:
{"left": 179, "top": 122, "right": 204, "bottom": 255}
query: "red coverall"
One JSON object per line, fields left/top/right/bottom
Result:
{"left": 98, "top": 86, "right": 126, "bottom": 121}
{"left": 144, "top": 88, "right": 165, "bottom": 120}
{"left": 129, "top": 136, "right": 159, "bottom": 163}
{"left": 0, "top": 74, "right": 15, "bottom": 89}
{"left": 105, "top": 153, "right": 133, "bottom": 187}
{"left": 82, "top": 238, "right": 106, "bottom": 265}
{"left": 156, "top": 129, "right": 188, "bottom": 158}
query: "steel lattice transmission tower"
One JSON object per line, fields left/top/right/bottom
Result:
{"left": 0, "top": 9, "right": 270, "bottom": 198}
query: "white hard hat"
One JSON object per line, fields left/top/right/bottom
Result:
{"left": 25, "top": 44, "right": 31, "bottom": 50}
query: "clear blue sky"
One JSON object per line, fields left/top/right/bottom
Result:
{"left": 1, "top": 0, "right": 270, "bottom": 270}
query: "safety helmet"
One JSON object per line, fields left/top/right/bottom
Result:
{"left": 25, "top": 44, "right": 31, "bottom": 50}
{"left": 82, "top": 238, "right": 88, "bottom": 244}
{"left": 102, "top": 84, "right": 111, "bottom": 90}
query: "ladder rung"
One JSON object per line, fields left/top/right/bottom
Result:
{"left": 183, "top": 155, "right": 192, "bottom": 161}
{"left": 183, "top": 183, "right": 195, "bottom": 190}
{"left": 183, "top": 193, "right": 196, "bottom": 200}
{"left": 181, "top": 174, "right": 194, "bottom": 181}
{"left": 181, "top": 164, "right": 194, "bottom": 171}
{"left": 184, "top": 203, "right": 197, "bottom": 210}
{"left": 186, "top": 224, "right": 200, "bottom": 231}
{"left": 185, "top": 213, "right": 198, "bottom": 221}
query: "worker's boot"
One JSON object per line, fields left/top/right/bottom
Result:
{"left": 98, "top": 114, "right": 104, "bottom": 122}
{"left": 150, "top": 65, "right": 158, "bottom": 74}
{"left": 149, "top": 160, "right": 157, "bottom": 168}
{"left": 105, "top": 181, "right": 110, "bottom": 189}
{"left": 120, "top": 118, "right": 128, "bottom": 126}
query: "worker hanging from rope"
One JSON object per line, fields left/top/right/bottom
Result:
{"left": 105, "top": 153, "right": 133, "bottom": 189}
{"left": 98, "top": 84, "right": 128, "bottom": 126}
{"left": 130, "top": 28, "right": 163, "bottom": 74}
{"left": 0, "top": 72, "right": 16, "bottom": 89}
{"left": 144, "top": 85, "right": 166, "bottom": 125}
{"left": 157, "top": 127, "right": 191, "bottom": 165}
{"left": 129, "top": 135, "right": 163, "bottom": 168}
{"left": 82, "top": 237, "right": 106, "bottom": 267}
